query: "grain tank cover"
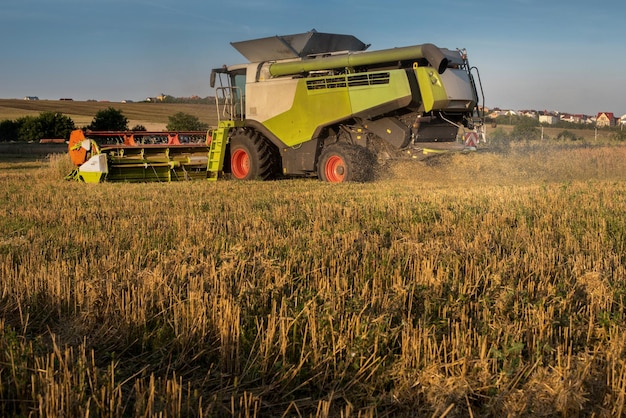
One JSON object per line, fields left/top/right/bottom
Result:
{"left": 230, "top": 30, "right": 369, "bottom": 62}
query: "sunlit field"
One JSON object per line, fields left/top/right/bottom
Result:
{"left": 2, "top": 142, "right": 626, "bottom": 416}
{"left": 0, "top": 99, "right": 216, "bottom": 131}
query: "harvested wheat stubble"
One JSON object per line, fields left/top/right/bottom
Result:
{"left": 1, "top": 145, "right": 626, "bottom": 416}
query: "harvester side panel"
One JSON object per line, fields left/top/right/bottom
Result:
{"left": 416, "top": 67, "right": 476, "bottom": 112}
{"left": 437, "top": 68, "right": 477, "bottom": 111}
{"left": 246, "top": 79, "right": 299, "bottom": 122}
{"left": 249, "top": 69, "right": 412, "bottom": 148}
{"left": 347, "top": 71, "right": 413, "bottom": 119}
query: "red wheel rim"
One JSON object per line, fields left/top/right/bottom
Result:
{"left": 231, "top": 149, "right": 250, "bottom": 179}
{"left": 324, "top": 155, "right": 346, "bottom": 182}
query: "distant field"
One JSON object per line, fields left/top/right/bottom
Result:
{"left": 0, "top": 99, "right": 218, "bottom": 131}
{"left": 485, "top": 123, "right": 611, "bottom": 141}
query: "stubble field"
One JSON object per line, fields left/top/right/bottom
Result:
{"left": 1, "top": 143, "right": 626, "bottom": 417}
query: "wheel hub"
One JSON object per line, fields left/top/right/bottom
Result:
{"left": 232, "top": 149, "right": 250, "bottom": 179}
{"left": 325, "top": 155, "right": 346, "bottom": 182}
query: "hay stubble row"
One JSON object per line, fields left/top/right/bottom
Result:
{"left": 2, "top": 144, "right": 626, "bottom": 416}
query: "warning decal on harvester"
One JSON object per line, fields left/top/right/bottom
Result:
{"left": 464, "top": 132, "right": 478, "bottom": 149}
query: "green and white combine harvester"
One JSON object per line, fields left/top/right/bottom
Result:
{"left": 68, "top": 30, "right": 483, "bottom": 183}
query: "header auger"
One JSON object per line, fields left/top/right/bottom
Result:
{"left": 68, "top": 30, "right": 483, "bottom": 183}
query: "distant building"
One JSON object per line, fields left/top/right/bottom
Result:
{"left": 560, "top": 114, "right": 588, "bottom": 124}
{"left": 488, "top": 109, "right": 515, "bottom": 118}
{"left": 23, "top": 96, "right": 39, "bottom": 100}
{"left": 539, "top": 115, "right": 558, "bottom": 125}
{"left": 519, "top": 110, "right": 538, "bottom": 118}
{"left": 596, "top": 112, "right": 616, "bottom": 127}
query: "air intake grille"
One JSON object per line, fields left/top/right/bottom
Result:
{"left": 306, "top": 72, "right": 390, "bottom": 90}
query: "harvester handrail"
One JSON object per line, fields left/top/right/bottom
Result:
{"left": 469, "top": 66, "right": 485, "bottom": 122}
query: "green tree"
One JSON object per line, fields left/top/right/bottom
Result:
{"left": 0, "top": 119, "right": 21, "bottom": 142}
{"left": 14, "top": 112, "right": 75, "bottom": 142}
{"left": 557, "top": 130, "right": 581, "bottom": 141}
{"left": 18, "top": 116, "right": 39, "bottom": 141}
{"left": 88, "top": 107, "right": 128, "bottom": 131}
{"left": 511, "top": 117, "right": 540, "bottom": 141}
{"left": 511, "top": 124, "right": 540, "bottom": 141}
{"left": 38, "top": 112, "right": 75, "bottom": 139}
{"left": 166, "top": 112, "right": 208, "bottom": 131}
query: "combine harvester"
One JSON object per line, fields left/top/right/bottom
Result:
{"left": 68, "top": 30, "right": 483, "bottom": 183}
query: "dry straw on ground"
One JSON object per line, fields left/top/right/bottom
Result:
{"left": 2, "top": 143, "right": 626, "bottom": 416}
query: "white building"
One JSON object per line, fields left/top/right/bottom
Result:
{"left": 539, "top": 115, "right": 558, "bottom": 125}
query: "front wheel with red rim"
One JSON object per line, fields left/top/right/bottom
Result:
{"left": 230, "top": 148, "right": 250, "bottom": 179}
{"left": 323, "top": 155, "right": 347, "bottom": 182}
{"left": 317, "top": 143, "right": 374, "bottom": 183}
{"left": 228, "top": 129, "right": 279, "bottom": 180}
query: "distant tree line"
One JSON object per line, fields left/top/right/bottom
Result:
{"left": 150, "top": 95, "right": 215, "bottom": 104}
{"left": 166, "top": 112, "right": 208, "bottom": 131}
{"left": 0, "top": 112, "right": 75, "bottom": 142}
{"left": 0, "top": 108, "right": 208, "bottom": 142}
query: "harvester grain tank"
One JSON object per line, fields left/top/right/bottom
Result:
{"left": 67, "top": 30, "right": 483, "bottom": 183}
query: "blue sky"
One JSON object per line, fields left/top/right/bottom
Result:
{"left": 1, "top": 0, "right": 624, "bottom": 116}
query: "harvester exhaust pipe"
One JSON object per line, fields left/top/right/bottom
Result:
{"left": 269, "top": 43, "right": 449, "bottom": 77}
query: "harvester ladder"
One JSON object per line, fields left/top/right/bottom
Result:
{"left": 207, "top": 121, "right": 235, "bottom": 181}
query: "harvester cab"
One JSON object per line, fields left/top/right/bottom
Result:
{"left": 210, "top": 65, "right": 246, "bottom": 123}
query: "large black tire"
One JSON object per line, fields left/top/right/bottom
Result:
{"left": 317, "top": 143, "right": 374, "bottom": 183}
{"left": 228, "top": 129, "right": 279, "bottom": 180}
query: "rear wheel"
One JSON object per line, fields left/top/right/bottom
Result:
{"left": 318, "top": 143, "right": 374, "bottom": 183}
{"left": 229, "top": 129, "right": 278, "bottom": 180}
